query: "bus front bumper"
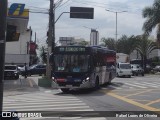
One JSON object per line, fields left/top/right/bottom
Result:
{"left": 51, "top": 80, "right": 93, "bottom": 89}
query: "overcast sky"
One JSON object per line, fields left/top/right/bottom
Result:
{"left": 8, "top": 0, "right": 155, "bottom": 46}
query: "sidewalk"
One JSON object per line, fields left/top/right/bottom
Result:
{"left": 3, "top": 76, "right": 39, "bottom": 96}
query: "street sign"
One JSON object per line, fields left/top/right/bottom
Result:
{"left": 70, "top": 7, "right": 94, "bottom": 19}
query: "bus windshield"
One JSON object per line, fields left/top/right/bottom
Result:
{"left": 54, "top": 55, "right": 89, "bottom": 72}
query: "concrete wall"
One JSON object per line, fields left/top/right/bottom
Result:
{"left": 5, "top": 30, "right": 31, "bottom": 66}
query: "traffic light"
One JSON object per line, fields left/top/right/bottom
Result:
{"left": 6, "top": 25, "right": 20, "bottom": 42}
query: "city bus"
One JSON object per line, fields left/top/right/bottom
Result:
{"left": 50, "top": 45, "right": 116, "bottom": 92}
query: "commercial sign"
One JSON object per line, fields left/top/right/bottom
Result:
{"left": 8, "top": 3, "right": 29, "bottom": 19}
{"left": 8, "top": 3, "right": 25, "bottom": 16}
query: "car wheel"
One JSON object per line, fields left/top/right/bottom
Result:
{"left": 15, "top": 75, "right": 19, "bottom": 80}
{"left": 142, "top": 73, "right": 144, "bottom": 76}
{"left": 108, "top": 73, "right": 112, "bottom": 84}
{"left": 94, "top": 77, "right": 100, "bottom": 90}
{"left": 27, "top": 72, "right": 31, "bottom": 76}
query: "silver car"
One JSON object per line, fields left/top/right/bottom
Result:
{"left": 131, "top": 64, "right": 144, "bottom": 76}
{"left": 153, "top": 65, "right": 160, "bottom": 72}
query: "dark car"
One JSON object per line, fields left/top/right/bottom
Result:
{"left": 131, "top": 64, "right": 144, "bottom": 76}
{"left": 21, "top": 64, "right": 46, "bottom": 76}
{"left": 4, "top": 65, "right": 19, "bottom": 80}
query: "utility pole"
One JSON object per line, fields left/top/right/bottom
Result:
{"left": 0, "top": 0, "right": 7, "bottom": 111}
{"left": 46, "top": 0, "right": 55, "bottom": 78}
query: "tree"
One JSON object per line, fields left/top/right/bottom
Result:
{"left": 135, "top": 36, "right": 157, "bottom": 71}
{"left": 39, "top": 46, "right": 47, "bottom": 64}
{"left": 117, "top": 35, "right": 139, "bottom": 54}
{"left": 142, "top": 0, "right": 160, "bottom": 42}
{"left": 101, "top": 35, "right": 138, "bottom": 54}
{"left": 78, "top": 40, "right": 89, "bottom": 46}
{"left": 101, "top": 37, "right": 116, "bottom": 51}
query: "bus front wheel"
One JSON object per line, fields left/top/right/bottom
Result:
{"left": 61, "top": 88, "right": 70, "bottom": 93}
{"left": 94, "top": 78, "right": 100, "bottom": 90}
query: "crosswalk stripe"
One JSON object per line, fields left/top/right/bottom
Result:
{"left": 3, "top": 106, "right": 93, "bottom": 111}
{"left": 130, "top": 82, "right": 159, "bottom": 88}
{"left": 4, "top": 98, "right": 79, "bottom": 102}
{"left": 141, "top": 82, "right": 160, "bottom": 87}
{"left": 4, "top": 103, "right": 87, "bottom": 109}
{"left": 123, "top": 83, "right": 147, "bottom": 88}
{"left": 3, "top": 100, "right": 84, "bottom": 105}
{"left": 152, "top": 82, "right": 160, "bottom": 85}
{"left": 3, "top": 92, "right": 94, "bottom": 112}
{"left": 108, "top": 85, "right": 122, "bottom": 89}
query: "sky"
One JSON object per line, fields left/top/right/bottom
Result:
{"left": 8, "top": 0, "right": 155, "bottom": 46}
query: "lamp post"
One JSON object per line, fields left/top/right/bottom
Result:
{"left": 105, "top": 9, "right": 127, "bottom": 41}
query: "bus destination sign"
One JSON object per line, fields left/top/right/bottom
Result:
{"left": 59, "top": 47, "right": 86, "bottom": 52}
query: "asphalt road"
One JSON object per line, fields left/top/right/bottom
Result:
{"left": 2, "top": 74, "right": 160, "bottom": 120}
{"left": 58, "top": 74, "right": 160, "bottom": 119}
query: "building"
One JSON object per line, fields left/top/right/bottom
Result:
{"left": 90, "top": 29, "right": 99, "bottom": 45}
{"left": 59, "top": 37, "right": 74, "bottom": 46}
{"left": 5, "top": 3, "right": 37, "bottom": 66}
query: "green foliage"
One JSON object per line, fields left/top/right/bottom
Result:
{"left": 101, "top": 37, "right": 116, "bottom": 51}
{"left": 78, "top": 40, "right": 89, "bottom": 46}
{"left": 101, "top": 35, "right": 138, "bottom": 55}
{"left": 116, "top": 35, "right": 138, "bottom": 54}
{"left": 142, "top": 0, "right": 160, "bottom": 42}
{"left": 135, "top": 36, "right": 157, "bottom": 58}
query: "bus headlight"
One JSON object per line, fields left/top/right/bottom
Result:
{"left": 82, "top": 77, "right": 90, "bottom": 84}
{"left": 86, "top": 77, "right": 90, "bottom": 81}
{"left": 52, "top": 77, "right": 55, "bottom": 80}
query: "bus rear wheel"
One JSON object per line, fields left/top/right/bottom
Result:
{"left": 108, "top": 73, "right": 112, "bottom": 84}
{"left": 61, "top": 88, "right": 70, "bottom": 93}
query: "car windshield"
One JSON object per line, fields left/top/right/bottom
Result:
{"left": 120, "top": 64, "right": 131, "bottom": 69}
{"left": 54, "top": 54, "right": 89, "bottom": 72}
{"left": 5, "top": 66, "right": 16, "bottom": 70}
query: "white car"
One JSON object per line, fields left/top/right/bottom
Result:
{"left": 116, "top": 62, "right": 132, "bottom": 78}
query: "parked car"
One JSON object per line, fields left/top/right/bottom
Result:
{"left": 145, "top": 64, "right": 152, "bottom": 73}
{"left": 131, "top": 64, "right": 144, "bottom": 76}
{"left": 21, "top": 64, "right": 46, "bottom": 76}
{"left": 153, "top": 65, "right": 160, "bottom": 72}
{"left": 4, "top": 65, "right": 19, "bottom": 80}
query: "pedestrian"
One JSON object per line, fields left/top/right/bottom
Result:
{"left": 24, "top": 63, "right": 27, "bottom": 78}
